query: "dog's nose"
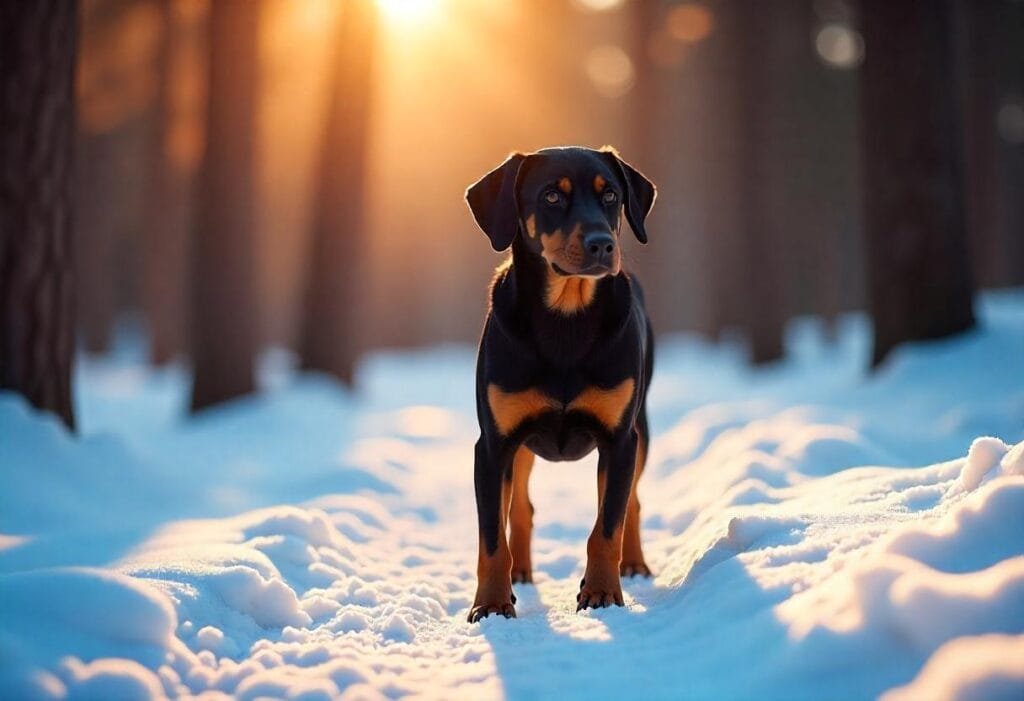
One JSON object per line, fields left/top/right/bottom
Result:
{"left": 583, "top": 232, "right": 615, "bottom": 265}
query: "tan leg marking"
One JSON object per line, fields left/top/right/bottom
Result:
{"left": 509, "top": 446, "right": 535, "bottom": 583}
{"left": 578, "top": 467, "right": 624, "bottom": 610}
{"left": 469, "top": 480, "right": 515, "bottom": 622}
{"left": 579, "top": 521, "right": 625, "bottom": 610}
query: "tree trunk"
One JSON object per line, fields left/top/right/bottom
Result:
{"left": 960, "top": 0, "right": 1000, "bottom": 290}
{"left": 143, "top": 0, "right": 190, "bottom": 365}
{"left": 74, "top": 128, "right": 119, "bottom": 354}
{"left": 189, "top": 0, "right": 260, "bottom": 411}
{"left": 734, "top": 1, "right": 786, "bottom": 364}
{"left": 298, "top": 0, "right": 378, "bottom": 384}
{"left": 0, "top": 1, "right": 78, "bottom": 430}
{"left": 860, "top": 0, "right": 975, "bottom": 368}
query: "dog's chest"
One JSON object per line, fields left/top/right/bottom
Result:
{"left": 486, "top": 377, "right": 634, "bottom": 439}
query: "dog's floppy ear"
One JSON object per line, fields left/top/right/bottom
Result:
{"left": 466, "top": 152, "right": 526, "bottom": 252}
{"left": 603, "top": 148, "right": 656, "bottom": 244}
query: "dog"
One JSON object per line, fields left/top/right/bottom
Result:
{"left": 464, "top": 145, "right": 656, "bottom": 621}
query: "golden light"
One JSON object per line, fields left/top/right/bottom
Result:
{"left": 375, "top": 0, "right": 442, "bottom": 27}
{"left": 648, "top": 30, "right": 686, "bottom": 69}
{"left": 293, "top": 0, "right": 337, "bottom": 34}
{"left": 666, "top": 4, "right": 714, "bottom": 44}
{"left": 571, "top": 0, "right": 626, "bottom": 12}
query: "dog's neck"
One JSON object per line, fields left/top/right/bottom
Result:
{"left": 509, "top": 237, "right": 606, "bottom": 317}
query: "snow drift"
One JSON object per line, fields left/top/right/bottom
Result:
{"left": 1, "top": 292, "right": 1023, "bottom": 699}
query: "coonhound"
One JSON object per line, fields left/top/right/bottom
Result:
{"left": 464, "top": 146, "right": 656, "bottom": 621}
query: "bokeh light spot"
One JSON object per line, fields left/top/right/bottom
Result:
{"left": 814, "top": 23, "right": 864, "bottom": 69}
{"left": 585, "top": 45, "right": 635, "bottom": 99}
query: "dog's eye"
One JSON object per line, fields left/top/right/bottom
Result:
{"left": 543, "top": 190, "right": 562, "bottom": 205}
{"left": 602, "top": 190, "right": 618, "bottom": 205}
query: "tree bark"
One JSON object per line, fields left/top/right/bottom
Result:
{"left": 189, "top": 0, "right": 260, "bottom": 411}
{"left": 143, "top": 0, "right": 190, "bottom": 365}
{"left": 860, "top": 0, "right": 975, "bottom": 368}
{"left": 74, "top": 126, "right": 119, "bottom": 355}
{"left": 0, "top": 1, "right": 78, "bottom": 429}
{"left": 960, "top": 0, "right": 1000, "bottom": 290}
{"left": 298, "top": 0, "right": 378, "bottom": 384}
{"left": 734, "top": 1, "right": 786, "bottom": 364}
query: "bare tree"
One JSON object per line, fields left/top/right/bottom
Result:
{"left": 733, "top": 0, "right": 787, "bottom": 364}
{"left": 0, "top": 1, "right": 78, "bottom": 429}
{"left": 298, "top": 0, "right": 378, "bottom": 384}
{"left": 190, "top": 0, "right": 260, "bottom": 411}
{"left": 143, "top": 0, "right": 190, "bottom": 365}
{"left": 860, "top": 0, "right": 975, "bottom": 367}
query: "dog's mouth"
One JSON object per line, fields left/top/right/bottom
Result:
{"left": 550, "top": 262, "right": 611, "bottom": 278}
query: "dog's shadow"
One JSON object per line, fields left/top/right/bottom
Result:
{"left": 479, "top": 558, "right": 790, "bottom": 699}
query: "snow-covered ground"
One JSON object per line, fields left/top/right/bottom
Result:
{"left": 2, "top": 292, "right": 1024, "bottom": 700}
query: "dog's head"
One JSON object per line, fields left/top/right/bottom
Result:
{"left": 466, "top": 146, "right": 656, "bottom": 278}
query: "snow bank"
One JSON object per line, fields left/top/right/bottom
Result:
{"left": 1, "top": 291, "right": 1022, "bottom": 699}
{"left": 0, "top": 568, "right": 177, "bottom": 699}
{"left": 882, "top": 634, "right": 1024, "bottom": 701}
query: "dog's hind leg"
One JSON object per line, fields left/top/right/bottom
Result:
{"left": 509, "top": 446, "right": 535, "bottom": 583}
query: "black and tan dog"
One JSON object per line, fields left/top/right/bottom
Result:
{"left": 464, "top": 145, "right": 656, "bottom": 622}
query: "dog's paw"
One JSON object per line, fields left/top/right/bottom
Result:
{"left": 576, "top": 578, "right": 624, "bottom": 611}
{"left": 510, "top": 569, "right": 533, "bottom": 584}
{"left": 467, "top": 602, "right": 517, "bottom": 623}
{"left": 620, "top": 561, "right": 653, "bottom": 578}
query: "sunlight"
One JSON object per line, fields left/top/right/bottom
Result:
{"left": 572, "top": 0, "right": 626, "bottom": 12}
{"left": 375, "top": 0, "right": 442, "bottom": 28}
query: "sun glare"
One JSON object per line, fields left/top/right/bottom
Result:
{"left": 376, "top": 0, "right": 441, "bottom": 27}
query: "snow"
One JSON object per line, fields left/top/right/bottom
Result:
{"left": 1, "top": 291, "right": 1023, "bottom": 699}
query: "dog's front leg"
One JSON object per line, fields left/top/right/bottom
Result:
{"left": 578, "top": 429, "right": 638, "bottom": 610}
{"left": 468, "top": 437, "right": 516, "bottom": 622}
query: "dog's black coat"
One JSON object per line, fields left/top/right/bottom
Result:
{"left": 465, "top": 146, "right": 656, "bottom": 620}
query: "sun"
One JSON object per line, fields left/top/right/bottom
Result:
{"left": 375, "top": 0, "right": 442, "bottom": 27}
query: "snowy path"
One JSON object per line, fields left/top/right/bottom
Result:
{"left": 2, "top": 294, "right": 1024, "bottom": 699}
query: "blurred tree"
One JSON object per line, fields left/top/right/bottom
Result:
{"left": 74, "top": 131, "right": 119, "bottom": 354}
{"left": 298, "top": 0, "right": 378, "bottom": 384}
{"left": 960, "top": 0, "right": 1001, "bottom": 291}
{"left": 75, "top": 0, "right": 144, "bottom": 355}
{"left": 1003, "top": 1, "right": 1024, "bottom": 284}
{"left": 860, "top": 0, "right": 975, "bottom": 367}
{"left": 733, "top": 1, "right": 786, "bottom": 364}
{"left": 142, "top": 0, "right": 190, "bottom": 365}
{"left": 190, "top": 0, "right": 260, "bottom": 411}
{"left": 0, "top": 1, "right": 78, "bottom": 429}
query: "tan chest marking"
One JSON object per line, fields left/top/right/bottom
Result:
{"left": 546, "top": 273, "right": 596, "bottom": 315}
{"left": 487, "top": 384, "right": 562, "bottom": 436}
{"left": 567, "top": 378, "right": 635, "bottom": 431}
